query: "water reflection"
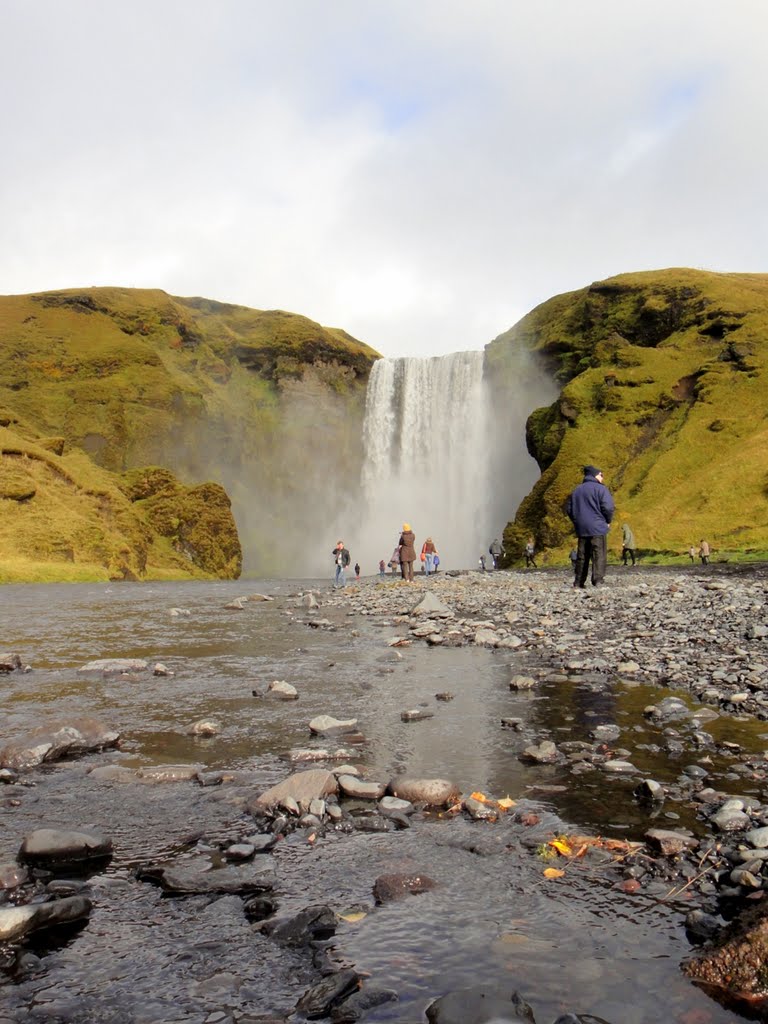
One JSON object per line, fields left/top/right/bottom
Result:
{"left": 0, "top": 580, "right": 764, "bottom": 1022}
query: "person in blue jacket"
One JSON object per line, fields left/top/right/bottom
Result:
{"left": 565, "top": 465, "right": 615, "bottom": 588}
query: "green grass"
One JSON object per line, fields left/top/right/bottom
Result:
{"left": 489, "top": 269, "right": 768, "bottom": 560}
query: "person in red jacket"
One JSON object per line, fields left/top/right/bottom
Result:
{"left": 421, "top": 537, "right": 438, "bottom": 576}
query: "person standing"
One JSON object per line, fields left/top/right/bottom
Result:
{"left": 422, "top": 537, "right": 438, "bottom": 576}
{"left": 389, "top": 546, "right": 401, "bottom": 575}
{"left": 569, "top": 547, "right": 578, "bottom": 582}
{"left": 379, "top": 559, "right": 386, "bottom": 578}
{"left": 566, "top": 465, "right": 615, "bottom": 588}
{"left": 688, "top": 545, "right": 697, "bottom": 563}
{"left": 399, "top": 523, "right": 416, "bottom": 582}
{"left": 621, "top": 523, "right": 636, "bottom": 566}
{"left": 699, "top": 539, "right": 710, "bottom": 565}
{"left": 332, "top": 540, "right": 351, "bottom": 588}
{"left": 354, "top": 562, "right": 361, "bottom": 580}
{"left": 524, "top": 537, "right": 537, "bottom": 568}
{"left": 489, "top": 538, "right": 503, "bottom": 569}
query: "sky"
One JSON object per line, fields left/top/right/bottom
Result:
{"left": 2, "top": 0, "right": 767, "bottom": 358}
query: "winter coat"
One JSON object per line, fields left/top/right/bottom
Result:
{"left": 566, "top": 474, "right": 615, "bottom": 537}
{"left": 622, "top": 524, "right": 635, "bottom": 548}
{"left": 332, "top": 546, "right": 351, "bottom": 567}
{"left": 399, "top": 530, "right": 416, "bottom": 562}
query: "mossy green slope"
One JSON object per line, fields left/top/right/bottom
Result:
{"left": 0, "top": 287, "right": 378, "bottom": 579}
{"left": 485, "top": 269, "right": 768, "bottom": 562}
{"left": 0, "top": 419, "right": 240, "bottom": 582}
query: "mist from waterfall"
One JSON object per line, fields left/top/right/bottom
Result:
{"left": 352, "top": 353, "right": 492, "bottom": 572}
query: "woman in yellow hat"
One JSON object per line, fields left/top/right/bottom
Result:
{"left": 398, "top": 523, "right": 416, "bottom": 582}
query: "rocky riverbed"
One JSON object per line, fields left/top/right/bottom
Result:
{"left": 2, "top": 567, "right": 768, "bottom": 1023}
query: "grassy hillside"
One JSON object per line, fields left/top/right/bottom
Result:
{"left": 0, "top": 420, "right": 240, "bottom": 582}
{"left": 485, "top": 269, "right": 768, "bottom": 563}
{"left": 0, "top": 288, "right": 379, "bottom": 579}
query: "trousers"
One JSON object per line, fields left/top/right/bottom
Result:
{"left": 575, "top": 535, "right": 607, "bottom": 587}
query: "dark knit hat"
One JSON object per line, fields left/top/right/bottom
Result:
{"left": 583, "top": 465, "right": 602, "bottom": 477}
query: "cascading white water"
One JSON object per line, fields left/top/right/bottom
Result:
{"left": 355, "top": 352, "right": 492, "bottom": 571}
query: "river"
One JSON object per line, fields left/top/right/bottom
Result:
{"left": 1, "top": 576, "right": 762, "bottom": 1023}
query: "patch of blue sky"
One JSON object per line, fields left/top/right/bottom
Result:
{"left": 337, "top": 75, "right": 427, "bottom": 131}
{"left": 651, "top": 75, "right": 710, "bottom": 128}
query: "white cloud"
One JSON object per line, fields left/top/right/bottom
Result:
{"left": 1, "top": 0, "right": 767, "bottom": 356}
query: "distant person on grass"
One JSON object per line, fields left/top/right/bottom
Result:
{"left": 688, "top": 545, "right": 696, "bottom": 563}
{"left": 524, "top": 537, "right": 537, "bottom": 568}
{"left": 566, "top": 465, "right": 615, "bottom": 588}
{"left": 699, "top": 539, "right": 710, "bottom": 565}
{"left": 621, "top": 523, "right": 636, "bottom": 566}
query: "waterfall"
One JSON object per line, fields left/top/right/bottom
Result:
{"left": 356, "top": 352, "right": 491, "bottom": 571}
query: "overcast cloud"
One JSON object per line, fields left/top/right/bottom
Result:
{"left": 2, "top": 0, "right": 767, "bottom": 357}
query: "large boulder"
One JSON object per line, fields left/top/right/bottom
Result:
{"left": 249, "top": 768, "right": 338, "bottom": 813}
{"left": 683, "top": 902, "right": 768, "bottom": 1009}
{"left": 137, "top": 857, "right": 275, "bottom": 895}
{"left": 426, "top": 985, "right": 535, "bottom": 1023}
{"left": 0, "top": 718, "right": 120, "bottom": 770}
{"left": 309, "top": 715, "right": 358, "bottom": 737}
{"left": 0, "top": 895, "right": 92, "bottom": 942}
{"left": 411, "top": 592, "right": 453, "bottom": 618}
{"left": 19, "top": 829, "right": 113, "bottom": 872}
{"left": 387, "top": 776, "right": 460, "bottom": 807}
{"left": 263, "top": 904, "right": 337, "bottom": 947}
{"left": 77, "top": 658, "right": 149, "bottom": 674}
{"left": 373, "top": 873, "right": 437, "bottom": 904}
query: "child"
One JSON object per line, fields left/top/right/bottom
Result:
{"left": 354, "top": 562, "right": 361, "bottom": 580}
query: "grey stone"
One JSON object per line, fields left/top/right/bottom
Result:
{"left": 77, "top": 658, "right": 148, "bottom": 674}
{"left": 0, "top": 718, "right": 120, "bottom": 770}
{"left": 19, "top": 828, "right": 113, "bottom": 870}
{"left": 337, "top": 775, "right": 386, "bottom": 800}
{"left": 309, "top": 715, "right": 358, "bottom": 736}
{"left": 0, "top": 895, "right": 92, "bottom": 942}
{"left": 188, "top": 720, "right": 220, "bottom": 736}
{"left": 267, "top": 680, "right": 298, "bottom": 700}
{"left": 401, "top": 708, "right": 434, "bottom": 722}
{"left": 509, "top": 675, "right": 536, "bottom": 691}
{"left": 137, "top": 857, "right": 275, "bottom": 895}
{"left": 387, "top": 776, "right": 460, "bottom": 807}
{"left": 411, "top": 592, "right": 453, "bottom": 618}
{"left": 136, "top": 764, "right": 203, "bottom": 783}
{"left": 645, "top": 829, "right": 698, "bottom": 856}
{"left": 249, "top": 768, "right": 338, "bottom": 813}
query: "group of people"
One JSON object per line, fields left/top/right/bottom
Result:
{"left": 480, "top": 537, "right": 535, "bottom": 571}
{"left": 565, "top": 464, "right": 714, "bottom": 587}
{"left": 335, "top": 526, "right": 441, "bottom": 587}
{"left": 689, "top": 541, "right": 710, "bottom": 565}
{"left": 335, "top": 469, "right": 713, "bottom": 590}
{"left": 387, "top": 525, "right": 440, "bottom": 581}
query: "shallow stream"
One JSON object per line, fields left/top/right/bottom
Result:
{"left": 1, "top": 578, "right": 766, "bottom": 1023}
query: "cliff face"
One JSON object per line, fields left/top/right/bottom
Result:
{"left": 0, "top": 288, "right": 379, "bottom": 580}
{"left": 485, "top": 269, "right": 768, "bottom": 560}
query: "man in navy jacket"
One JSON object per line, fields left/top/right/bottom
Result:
{"left": 566, "top": 465, "right": 615, "bottom": 588}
